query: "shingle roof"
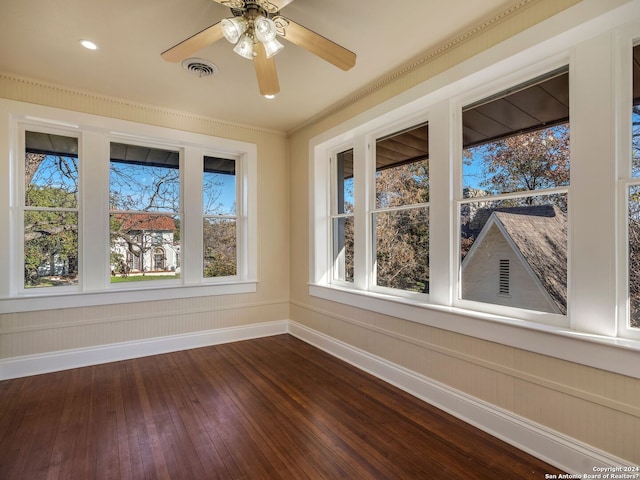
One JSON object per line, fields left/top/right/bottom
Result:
{"left": 492, "top": 205, "right": 567, "bottom": 314}
{"left": 116, "top": 214, "right": 176, "bottom": 232}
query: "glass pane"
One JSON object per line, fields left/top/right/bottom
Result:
{"left": 463, "top": 124, "right": 570, "bottom": 197}
{"left": 24, "top": 211, "right": 78, "bottom": 288}
{"left": 25, "top": 132, "right": 78, "bottom": 208}
{"left": 203, "top": 218, "right": 237, "bottom": 278}
{"left": 460, "top": 194, "right": 567, "bottom": 314}
{"left": 628, "top": 186, "right": 640, "bottom": 329}
{"left": 336, "top": 149, "right": 354, "bottom": 214}
{"left": 376, "top": 123, "right": 429, "bottom": 209}
{"left": 110, "top": 213, "right": 180, "bottom": 282}
{"left": 633, "top": 44, "right": 640, "bottom": 177}
{"left": 634, "top": 106, "right": 640, "bottom": 178}
{"left": 374, "top": 207, "right": 429, "bottom": 293}
{"left": 110, "top": 143, "right": 180, "bottom": 212}
{"left": 332, "top": 216, "right": 354, "bottom": 283}
{"left": 204, "top": 156, "right": 236, "bottom": 215}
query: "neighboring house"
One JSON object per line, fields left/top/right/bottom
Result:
{"left": 111, "top": 214, "right": 180, "bottom": 275}
{"left": 461, "top": 205, "right": 567, "bottom": 314}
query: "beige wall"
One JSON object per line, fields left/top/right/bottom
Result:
{"left": 0, "top": 72, "right": 290, "bottom": 358}
{"left": 1, "top": 0, "right": 639, "bottom": 467}
{"left": 288, "top": 0, "right": 640, "bottom": 466}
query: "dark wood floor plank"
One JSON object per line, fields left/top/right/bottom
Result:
{"left": 0, "top": 372, "right": 67, "bottom": 479}
{"left": 229, "top": 336, "right": 484, "bottom": 478}
{"left": 220, "top": 339, "right": 403, "bottom": 478}
{"left": 0, "top": 334, "right": 564, "bottom": 479}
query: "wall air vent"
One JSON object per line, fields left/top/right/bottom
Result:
{"left": 181, "top": 58, "right": 219, "bottom": 78}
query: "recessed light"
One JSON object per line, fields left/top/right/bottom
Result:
{"left": 264, "top": 94, "right": 275, "bottom": 99}
{"left": 80, "top": 40, "right": 98, "bottom": 50}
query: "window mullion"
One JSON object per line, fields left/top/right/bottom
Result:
{"left": 81, "top": 131, "right": 110, "bottom": 290}
{"left": 182, "top": 146, "right": 201, "bottom": 284}
{"left": 352, "top": 137, "right": 370, "bottom": 291}
{"left": 569, "top": 33, "right": 617, "bottom": 336}
{"left": 428, "top": 100, "right": 454, "bottom": 306}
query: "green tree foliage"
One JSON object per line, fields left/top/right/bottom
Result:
{"left": 202, "top": 168, "right": 236, "bottom": 277}
{"left": 375, "top": 159, "right": 430, "bottom": 293}
{"left": 24, "top": 153, "right": 79, "bottom": 287}
{"left": 203, "top": 219, "right": 236, "bottom": 277}
{"left": 628, "top": 107, "right": 640, "bottom": 328}
{"left": 628, "top": 187, "right": 640, "bottom": 328}
{"left": 479, "top": 125, "right": 570, "bottom": 209}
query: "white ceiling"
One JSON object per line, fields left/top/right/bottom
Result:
{"left": 0, "top": 0, "right": 515, "bottom": 132}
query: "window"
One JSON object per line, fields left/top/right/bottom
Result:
{"left": 2, "top": 102, "right": 257, "bottom": 312}
{"left": 109, "top": 142, "right": 180, "bottom": 283}
{"left": 23, "top": 131, "right": 79, "bottom": 290}
{"left": 153, "top": 248, "right": 166, "bottom": 270}
{"left": 373, "top": 124, "right": 429, "bottom": 293}
{"left": 331, "top": 148, "right": 355, "bottom": 283}
{"left": 459, "top": 69, "right": 569, "bottom": 317}
{"left": 203, "top": 156, "right": 237, "bottom": 278}
{"left": 309, "top": 10, "right": 640, "bottom": 378}
{"left": 626, "top": 43, "right": 640, "bottom": 332}
{"left": 325, "top": 122, "right": 430, "bottom": 295}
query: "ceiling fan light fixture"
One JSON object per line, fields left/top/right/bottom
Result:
{"left": 160, "top": 0, "right": 357, "bottom": 97}
{"left": 254, "top": 16, "right": 277, "bottom": 43}
{"left": 221, "top": 17, "right": 248, "bottom": 44}
{"left": 262, "top": 37, "right": 283, "bottom": 58}
{"left": 233, "top": 34, "right": 255, "bottom": 59}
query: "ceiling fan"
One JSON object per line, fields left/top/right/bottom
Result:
{"left": 161, "top": 0, "right": 357, "bottom": 97}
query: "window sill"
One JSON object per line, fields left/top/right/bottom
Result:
{"left": 0, "top": 281, "right": 258, "bottom": 314}
{"left": 309, "top": 283, "right": 640, "bottom": 380}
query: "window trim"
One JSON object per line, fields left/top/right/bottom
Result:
{"left": 0, "top": 99, "right": 257, "bottom": 314}
{"left": 329, "top": 146, "right": 356, "bottom": 286}
{"left": 19, "top": 125, "right": 82, "bottom": 295}
{"left": 202, "top": 154, "right": 240, "bottom": 281}
{"left": 370, "top": 120, "right": 430, "bottom": 297}
{"left": 108, "top": 139, "right": 182, "bottom": 288}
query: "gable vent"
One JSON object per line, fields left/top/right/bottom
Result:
{"left": 182, "top": 58, "right": 219, "bottom": 78}
{"left": 499, "top": 259, "right": 510, "bottom": 295}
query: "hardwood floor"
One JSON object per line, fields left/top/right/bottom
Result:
{"left": 0, "top": 334, "right": 564, "bottom": 479}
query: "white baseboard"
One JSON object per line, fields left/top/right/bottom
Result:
{"left": 0, "top": 320, "right": 288, "bottom": 380}
{"left": 288, "top": 321, "right": 636, "bottom": 475}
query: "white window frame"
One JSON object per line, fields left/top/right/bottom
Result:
{"left": 368, "top": 117, "right": 431, "bottom": 302}
{"left": 201, "top": 153, "right": 242, "bottom": 282}
{"left": 452, "top": 67, "right": 571, "bottom": 327}
{"left": 19, "top": 125, "right": 82, "bottom": 295}
{"left": 0, "top": 100, "right": 257, "bottom": 313}
{"left": 616, "top": 25, "right": 640, "bottom": 341}
{"left": 107, "top": 137, "right": 183, "bottom": 288}
{"left": 329, "top": 145, "right": 356, "bottom": 286}
{"left": 309, "top": 2, "right": 640, "bottom": 379}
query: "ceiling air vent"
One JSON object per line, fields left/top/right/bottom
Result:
{"left": 181, "top": 58, "right": 219, "bottom": 78}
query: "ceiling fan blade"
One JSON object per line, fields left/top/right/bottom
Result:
{"left": 253, "top": 42, "right": 280, "bottom": 96}
{"left": 161, "top": 22, "right": 224, "bottom": 63}
{"left": 270, "top": 0, "right": 295, "bottom": 9}
{"left": 280, "top": 19, "right": 356, "bottom": 71}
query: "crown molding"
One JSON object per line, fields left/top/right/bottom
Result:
{"left": 0, "top": 71, "right": 286, "bottom": 137}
